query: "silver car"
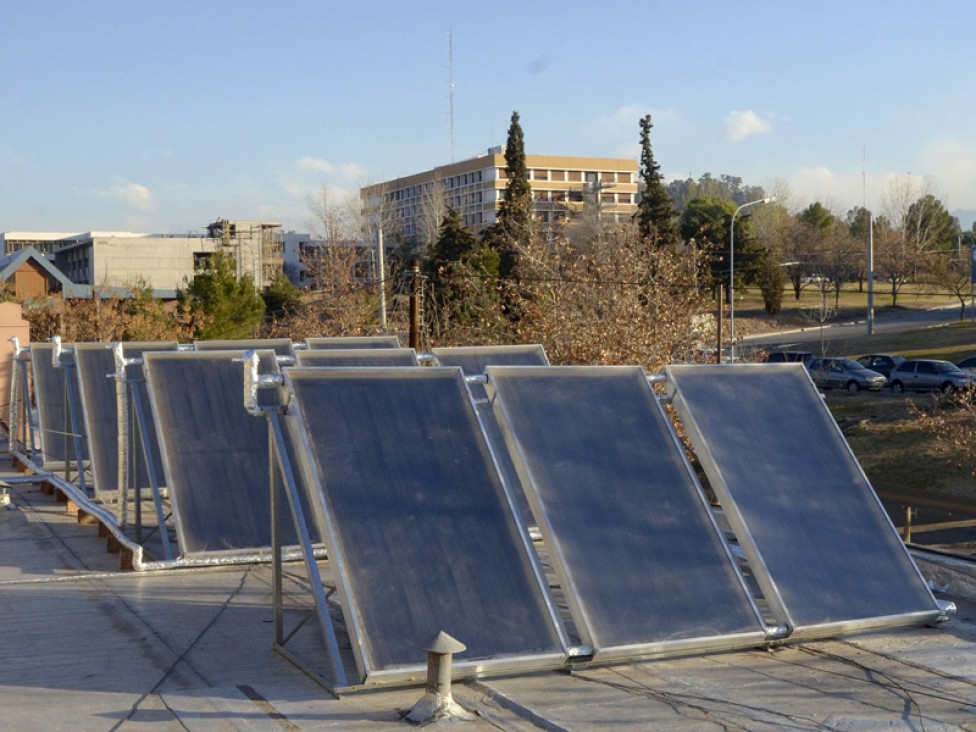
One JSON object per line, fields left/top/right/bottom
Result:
{"left": 807, "top": 358, "right": 886, "bottom": 393}
{"left": 889, "top": 359, "right": 969, "bottom": 394}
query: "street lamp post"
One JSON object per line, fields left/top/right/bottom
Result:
{"left": 729, "top": 196, "right": 775, "bottom": 362}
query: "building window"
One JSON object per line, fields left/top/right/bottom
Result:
{"left": 193, "top": 252, "right": 213, "bottom": 271}
{"left": 551, "top": 170, "right": 565, "bottom": 182}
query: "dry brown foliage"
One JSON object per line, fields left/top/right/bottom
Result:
{"left": 911, "top": 393, "right": 976, "bottom": 477}
{"left": 512, "top": 229, "right": 711, "bottom": 371}
{"left": 260, "top": 243, "right": 389, "bottom": 341}
{"left": 22, "top": 288, "right": 193, "bottom": 343}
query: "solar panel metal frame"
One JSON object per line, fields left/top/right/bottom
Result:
{"left": 193, "top": 338, "right": 295, "bottom": 357}
{"left": 431, "top": 344, "right": 549, "bottom": 375}
{"left": 279, "top": 366, "right": 570, "bottom": 687}
{"left": 304, "top": 335, "right": 401, "bottom": 350}
{"left": 143, "top": 349, "right": 302, "bottom": 557}
{"left": 665, "top": 363, "right": 942, "bottom": 638}
{"left": 485, "top": 365, "right": 769, "bottom": 663}
{"left": 74, "top": 342, "right": 178, "bottom": 498}
{"left": 29, "top": 343, "right": 88, "bottom": 477}
{"left": 293, "top": 348, "right": 418, "bottom": 368}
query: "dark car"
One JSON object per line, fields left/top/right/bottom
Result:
{"left": 766, "top": 350, "right": 814, "bottom": 365}
{"left": 889, "top": 359, "right": 969, "bottom": 394}
{"left": 807, "top": 357, "right": 886, "bottom": 393}
{"left": 957, "top": 356, "right": 976, "bottom": 378}
{"left": 856, "top": 354, "right": 906, "bottom": 382}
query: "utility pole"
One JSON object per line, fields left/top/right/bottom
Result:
{"left": 376, "top": 228, "right": 387, "bottom": 331}
{"left": 867, "top": 213, "right": 874, "bottom": 335}
{"left": 408, "top": 259, "right": 421, "bottom": 349}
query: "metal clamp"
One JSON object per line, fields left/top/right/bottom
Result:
{"left": 237, "top": 351, "right": 284, "bottom": 416}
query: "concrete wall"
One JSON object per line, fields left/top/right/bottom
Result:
{"left": 91, "top": 237, "right": 222, "bottom": 293}
{"left": 0, "top": 302, "right": 29, "bottom": 429}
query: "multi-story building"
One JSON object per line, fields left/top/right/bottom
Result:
{"left": 2, "top": 220, "right": 292, "bottom": 299}
{"left": 361, "top": 147, "right": 639, "bottom": 242}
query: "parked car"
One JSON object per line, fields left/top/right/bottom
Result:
{"left": 956, "top": 356, "right": 976, "bottom": 378}
{"left": 889, "top": 359, "right": 969, "bottom": 394}
{"left": 807, "top": 357, "right": 886, "bottom": 393}
{"left": 766, "top": 350, "right": 814, "bottom": 365}
{"left": 856, "top": 354, "right": 906, "bottom": 382}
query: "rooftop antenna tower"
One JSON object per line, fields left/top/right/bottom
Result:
{"left": 862, "top": 145, "right": 866, "bottom": 208}
{"left": 448, "top": 29, "right": 455, "bottom": 162}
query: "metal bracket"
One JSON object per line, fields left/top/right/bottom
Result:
{"left": 237, "top": 351, "right": 284, "bottom": 416}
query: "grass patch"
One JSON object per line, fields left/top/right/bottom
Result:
{"left": 826, "top": 392, "right": 975, "bottom": 505}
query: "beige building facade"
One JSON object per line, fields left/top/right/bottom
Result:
{"left": 362, "top": 147, "right": 639, "bottom": 241}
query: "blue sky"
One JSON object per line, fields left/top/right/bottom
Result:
{"left": 3, "top": 1, "right": 974, "bottom": 235}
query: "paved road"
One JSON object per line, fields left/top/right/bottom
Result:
{"left": 744, "top": 302, "right": 969, "bottom": 352}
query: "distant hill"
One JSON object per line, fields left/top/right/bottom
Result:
{"left": 952, "top": 209, "right": 975, "bottom": 231}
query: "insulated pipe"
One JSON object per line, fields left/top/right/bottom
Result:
{"left": 10, "top": 448, "right": 328, "bottom": 572}
{"left": 7, "top": 337, "right": 22, "bottom": 449}
{"left": 111, "top": 344, "right": 138, "bottom": 529}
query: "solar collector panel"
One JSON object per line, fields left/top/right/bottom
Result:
{"left": 74, "top": 342, "right": 178, "bottom": 496}
{"left": 143, "top": 350, "right": 300, "bottom": 555}
{"left": 486, "top": 365, "right": 766, "bottom": 659}
{"left": 665, "top": 364, "right": 940, "bottom": 634}
{"left": 304, "top": 336, "right": 400, "bottom": 350}
{"left": 30, "top": 342, "right": 85, "bottom": 465}
{"left": 282, "top": 367, "right": 567, "bottom": 680}
{"left": 293, "top": 348, "right": 418, "bottom": 368}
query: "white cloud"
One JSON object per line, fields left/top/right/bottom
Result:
{"left": 723, "top": 110, "right": 772, "bottom": 142}
{"left": 89, "top": 180, "right": 155, "bottom": 212}
{"left": 298, "top": 156, "right": 334, "bottom": 173}
{"left": 915, "top": 137, "right": 976, "bottom": 211}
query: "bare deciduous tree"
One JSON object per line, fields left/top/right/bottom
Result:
{"left": 513, "top": 225, "right": 710, "bottom": 371}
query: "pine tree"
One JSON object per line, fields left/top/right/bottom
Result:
{"left": 486, "top": 111, "right": 533, "bottom": 278}
{"left": 177, "top": 250, "right": 265, "bottom": 339}
{"left": 425, "top": 207, "right": 479, "bottom": 301}
{"left": 635, "top": 114, "right": 678, "bottom": 246}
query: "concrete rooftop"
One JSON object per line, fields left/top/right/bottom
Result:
{"left": 2, "top": 452, "right": 976, "bottom": 731}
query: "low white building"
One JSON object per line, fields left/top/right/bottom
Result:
{"left": 3, "top": 220, "right": 300, "bottom": 298}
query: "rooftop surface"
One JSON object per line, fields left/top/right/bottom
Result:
{"left": 3, "top": 452, "right": 976, "bottom": 731}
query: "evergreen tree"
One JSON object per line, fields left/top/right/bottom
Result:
{"left": 262, "top": 272, "right": 302, "bottom": 317}
{"left": 486, "top": 111, "right": 533, "bottom": 278}
{"left": 425, "top": 207, "right": 479, "bottom": 302}
{"left": 426, "top": 207, "right": 503, "bottom": 332}
{"left": 177, "top": 250, "right": 265, "bottom": 339}
{"left": 635, "top": 114, "right": 678, "bottom": 246}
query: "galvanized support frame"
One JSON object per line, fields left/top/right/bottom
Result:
{"left": 7, "top": 343, "right": 37, "bottom": 458}
{"left": 128, "top": 380, "right": 172, "bottom": 559}
{"left": 266, "top": 408, "right": 348, "bottom": 695}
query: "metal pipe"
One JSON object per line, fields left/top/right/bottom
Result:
{"left": 10, "top": 448, "right": 327, "bottom": 572}
{"left": 111, "top": 344, "right": 133, "bottom": 528}
{"left": 405, "top": 632, "right": 470, "bottom": 724}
